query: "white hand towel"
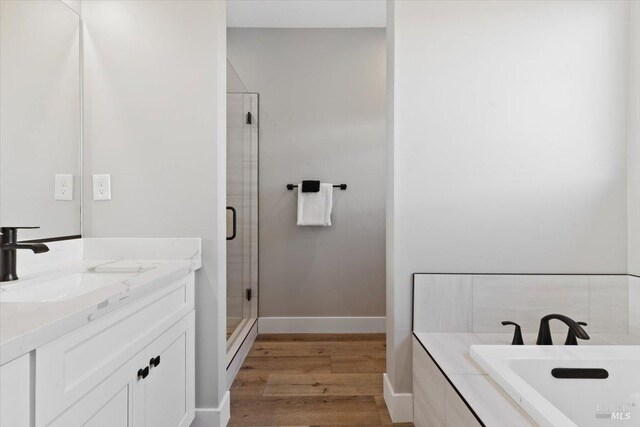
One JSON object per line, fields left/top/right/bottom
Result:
{"left": 297, "top": 183, "right": 333, "bottom": 226}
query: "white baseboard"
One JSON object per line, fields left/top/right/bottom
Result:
{"left": 258, "top": 316, "right": 386, "bottom": 333}
{"left": 193, "top": 391, "right": 230, "bottom": 427}
{"left": 227, "top": 320, "right": 258, "bottom": 388}
{"left": 383, "top": 373, "right": 413, "bottom": 423}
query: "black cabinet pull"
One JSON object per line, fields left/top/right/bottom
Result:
{"left": 150, "top": 355, "right": 161, "bottom": 367}
{"left": 137, "top": 366, "right": 149, "bottom": 380}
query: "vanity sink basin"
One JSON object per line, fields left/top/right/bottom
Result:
{"left": 0, "top": 271, "right": 137, "bottom": 303}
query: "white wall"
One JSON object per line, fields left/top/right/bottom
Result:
{"left": 61, "top": 0, "right": 81, "bottom": 15}
{"left": 385, "top": 0, "right": 396, "bottom": 390}
{"left": 227, "top": 60, "right": 247, "bottom": 93}
{"left": 82, "top": 0, "right": 228, "bottom": 414}
{"left": 227, "top": 0, "right": 386, "bottom": 28}
{"left": 629, "top": 2, "right": 640, "bottom": 277}
{"left": 227, "top": 29, "right": 387, "bottom": 319}
{"left": 388, "top": 0, "right": 631, "bottom": 396}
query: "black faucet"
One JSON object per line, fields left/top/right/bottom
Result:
{"left": 536, "top": 314, "right": 590, "bottom": 345}
{"left": 1, "top": 227, "right": 49, "bottom": 282}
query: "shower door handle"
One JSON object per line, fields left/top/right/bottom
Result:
{"left": 227, "top": 206, "right": 237, "bottom": 241}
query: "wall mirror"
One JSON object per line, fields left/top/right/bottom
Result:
{"left": 0, "top": 0, "right": 81, "bottom": 241}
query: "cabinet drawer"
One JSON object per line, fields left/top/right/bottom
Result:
{"left": 36, "top": 274, "right": 194, "bottom": 427}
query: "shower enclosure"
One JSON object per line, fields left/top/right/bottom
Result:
{"left": 226, "top": 61, "right": 258, "bottom": 359}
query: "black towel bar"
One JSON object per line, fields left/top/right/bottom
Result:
{"left": 287, "top": 184, "right": 347, "bottom": 190}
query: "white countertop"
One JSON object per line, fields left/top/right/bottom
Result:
{"left": 0, "top": 259, "right": 198, "bottom": 365}
{"left": 413, "top": 331, "right": 640, "bottom": 427}
{"left": 0, "top": 238, "right": 202, "bottom": 365}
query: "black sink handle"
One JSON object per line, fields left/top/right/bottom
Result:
{"left": 501, "top": 321, "right": 524, "bottom": 345}
{"left": 565, "top": 321, "right": 588, "bottom": 345}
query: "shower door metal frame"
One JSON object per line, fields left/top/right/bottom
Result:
{"left": 226, "top": 92, "right": 259, "bottom": 363}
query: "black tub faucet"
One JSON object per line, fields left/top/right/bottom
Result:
{"left": 1, "top": 227, "right": 49, "bottom": 282}
{"left": 536, "top": 314, "right": 590, "bottom": 345}
{"left": 565, "top": 321, "right": 588, "bottom": 345}
{"left": 501, "top": 321, "right": 524, "bottom": 345}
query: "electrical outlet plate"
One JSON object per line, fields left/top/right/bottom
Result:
{"left": 93, "top": 174, "right": 111, "bottom": 200}
{"left": 55, "top": 174, "right": 73, "bottom": 201}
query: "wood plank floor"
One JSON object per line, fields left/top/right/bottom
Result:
{"left": 229, "top": 333, "right": 414, "bottom": 427}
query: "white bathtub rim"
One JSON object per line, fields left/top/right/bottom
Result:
{"left": 470, "top": 345, "right": 640, "bottom": 427}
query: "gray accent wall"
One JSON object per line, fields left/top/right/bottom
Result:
{"left": 227, "top": 28, "right": 387, "bottom": 318}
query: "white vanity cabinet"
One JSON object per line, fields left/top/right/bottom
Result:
{"left": 0, "top": 273, "right": 195, "bottom": 427}
{"left": 48, "top": 312, "right": 194, "bottom": 427}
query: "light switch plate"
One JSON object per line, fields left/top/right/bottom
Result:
{"left": 93, "top": 174, "right": 111, "bottom": 200}
{"left": 55, "top": 174, "right": 73, "bottom": 201}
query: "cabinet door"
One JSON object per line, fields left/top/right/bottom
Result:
{"left": 83, "top": 386, "right": 130, "bottom": 427}
{"left": 48, "top": 382, "right": 132, "bottom": 427}
{"left": 146, "top": 333, "right": 187, "bottom": 427}
{"left": 133, "top": 311, "right": 195, "bottom": 427}
{"left": 0, "top": 353, "right": 31, "bottom": 427}
{"left": 46, "top": 339, "right": 149, "bottom": 427}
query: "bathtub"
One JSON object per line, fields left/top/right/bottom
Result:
{"left": 470, "top": 345, "right": 640, "bottom": 427}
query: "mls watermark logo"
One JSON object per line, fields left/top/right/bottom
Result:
{"left": 595, "top": 402, "right": 635, "bottom": 421}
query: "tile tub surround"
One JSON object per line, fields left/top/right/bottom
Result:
{"left": 631, "top": 276, "right": 640, "bottom": 334}
{"left": 0, "top": 238, "right": 201, "bottom": 365}
{"left": 413, "top": 333, "right": 535, "bottom": 427}
{"left": 413, "top": 274, "right": 634, "bottom": 335}
{"left": 412, "top": 332, "right": 640, "bottom": 427}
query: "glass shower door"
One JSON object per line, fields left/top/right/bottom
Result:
{"left": 226, "top": 92, "right": 258, "bottom": 352}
